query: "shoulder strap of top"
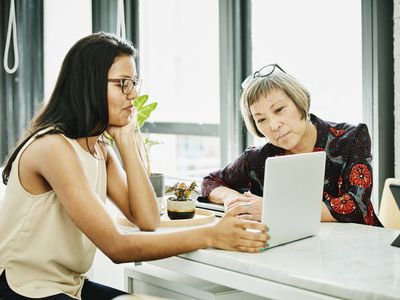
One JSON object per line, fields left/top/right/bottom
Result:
{"left": 94, "top": 141, "right": 106, "bottom": 161}
{"left": 15, "top": 127, "right": 55, "bottom": 161}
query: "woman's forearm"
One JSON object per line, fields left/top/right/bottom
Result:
{"left": 114, "top": 135, "right": 160, "bottom": 230}
{"left": 321, "top": 202, "right": 337, "bottom": 222}
{"left": 208, "top": 187, "right": 242, "bottom": 204}
{"left": 109, "top": 203, "right": 269, "bottom": 262}
{"left": 110, "top": 226, "right": 213, "bottom": 263}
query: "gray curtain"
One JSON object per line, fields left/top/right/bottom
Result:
{"left": 0, "top": 0, "right": 43, "bottom": 164}
{"left": 92, "top": 0, "right": 139, "bottom": 70}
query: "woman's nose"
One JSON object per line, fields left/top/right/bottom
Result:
{"left": 269, "top": 119, "right": 281, "bottom": 131}
{"left": 127, "top": 86, "right": 138, "bottom": 100}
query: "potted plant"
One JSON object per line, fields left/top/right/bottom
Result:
{"left": 133, "top": 95, "right": 165, "bottom": 208}
{"left": 105, "top": 94, "right": 164, "bottom": 207}
{"left": 133, "top": 94, "right": 158, "bottom": 174}
{"left": 165, "top": 182, "right": 198, "bottom": 220}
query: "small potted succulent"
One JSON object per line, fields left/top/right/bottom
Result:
{"left": 165, "top": 182, "right": 198, "bottom": 220}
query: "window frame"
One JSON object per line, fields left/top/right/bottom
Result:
{"left": 93, "top": 0, "right": 395, "bottom": 206}
{"left": 362, "top": 0, "right": 394, "bottom": 206}
{"left": 129, "top": 0, "right": 253, "bottom": 167}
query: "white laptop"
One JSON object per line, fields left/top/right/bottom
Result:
{"left": 262, "top": 151, "right": 326, "bottom": 248}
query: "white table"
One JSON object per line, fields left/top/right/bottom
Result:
{"left": 125, "top": 223, "right": 400, "bottom": 300}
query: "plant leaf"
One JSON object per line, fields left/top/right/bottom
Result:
{"left": 134, "top": 94, "right": 158, "bottom": 129}
{"left": 165, "top": 183, "right": 179, "bottom": 194}
{"left": 133, "top": 94, "right": 148, "bottom": 110}
{"left": 184, "top": 189, "right": 191, "bottom": 199}
{"left": 189, "top": 181, "right": 197, "bottom": 190}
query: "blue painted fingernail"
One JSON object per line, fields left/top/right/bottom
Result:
{"left": 259, "top": 247, "right": 267, "bottom": 253}
{"left": 245, "top": 203, "right": 252, "bottom": 207}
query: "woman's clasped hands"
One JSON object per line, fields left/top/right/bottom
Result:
{"left": 224, "top": 191, "right": 263, "bottom": 222}
{"left": 211, "top": 200, "right": 269, "bottom": 253}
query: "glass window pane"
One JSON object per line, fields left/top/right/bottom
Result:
{"left": 138, "top": 0, "right": 220, "bottom": 178}
{"left": 145, "top": 133, "right": 220, "bottom": 180}
{"left": 252, "top": 0, "right": 362, "bottom": 128}
{"left": 139, "top": 0, "right": 220, "bottom": 124}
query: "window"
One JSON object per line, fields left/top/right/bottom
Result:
{"left": 138, "top": 0, "right": 220, "bottom": 179}
{"left": 251, "top": 0, "right": 362, "bottom": 144}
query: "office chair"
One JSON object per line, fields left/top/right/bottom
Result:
{"left": 379, "top": 178, "right": 400, "bottom": 229}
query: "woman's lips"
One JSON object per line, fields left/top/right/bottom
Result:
{"left": 277, "top": 131, "right": 291, "bottom": 140}
{"left": 124, "top": 106, "right": 135, "bottom": 113}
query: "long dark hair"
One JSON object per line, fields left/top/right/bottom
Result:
{"left": 2, "top": 32, "right": 137, "bottom": 184}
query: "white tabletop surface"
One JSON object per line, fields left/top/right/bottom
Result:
{"left": 121, "top": 220, "right": 400, "bottom": 299}
{"left": 169, "top": 223, "right": 400, "bottom": 300}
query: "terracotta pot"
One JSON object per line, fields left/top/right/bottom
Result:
{"left": 167, "top": 198, "right": 195, "bottom": 220}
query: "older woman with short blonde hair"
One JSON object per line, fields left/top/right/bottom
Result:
{"left": 202, "top": 64, "right": 382, "bottom": 226}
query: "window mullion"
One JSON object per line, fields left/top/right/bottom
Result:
{"left": 218, "top": 0, "right": 252, "bottom": 167}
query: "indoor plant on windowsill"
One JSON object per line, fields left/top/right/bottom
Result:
{"left": 133, "top": 95, "right": 164, "bottom": 210}
{"left": 165, "top": 182, "right": 198, "bottom": 220}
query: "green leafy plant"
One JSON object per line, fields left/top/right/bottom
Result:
{"left": 134, "top": 94, "right": 157, "bottom": 129}
{"left": 133, "top": 95, "right": 160, "bottom": 176}
{"left": 104, "top": 94, "right": 159, "bottom": 176}
{"left": 166, "top": 182, "right": 198, "bottom": 201}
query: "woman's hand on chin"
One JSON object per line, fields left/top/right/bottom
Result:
{"left": 106, "top": 112, "right": 137, "bottom": 141}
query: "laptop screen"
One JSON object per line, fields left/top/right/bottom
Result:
{"left": 262, "top": 151, "right": 326, "bottom": 248}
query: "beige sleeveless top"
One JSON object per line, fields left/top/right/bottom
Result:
{"left": 0, "top": 129, "right": 107, "bottom": 299}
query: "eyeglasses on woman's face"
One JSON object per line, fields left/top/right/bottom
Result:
{"left": 241, "top": 63, "right": 286, "bottom": 89}
{"left": 108, "top": 75, "right": 142, "bottom": 95}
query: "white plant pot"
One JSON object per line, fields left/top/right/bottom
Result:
{"left": 167, "top": 198, "right": 195, "bottom": 220}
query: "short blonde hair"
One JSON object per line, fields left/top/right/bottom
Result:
{"left": 240, "top": 71, "right": 311, "bottom": 137}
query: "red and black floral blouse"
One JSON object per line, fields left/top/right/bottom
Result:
{"left": 202, "top": 114, "right": 382, "bottom": 226}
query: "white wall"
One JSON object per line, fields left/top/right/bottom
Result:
{"left": 43, "top": 0, "right": 92, "bottom": 101}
